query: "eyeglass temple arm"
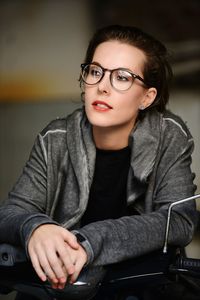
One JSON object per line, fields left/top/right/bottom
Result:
{"left": 163, "top": 194, "right": 200, "bottom": 254}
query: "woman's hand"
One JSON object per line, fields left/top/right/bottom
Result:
{"left": 28, "top": 224, "right": 84, "bottom": 289}
{"left": 64, "top": 242, "right": 87, "bottom": 284}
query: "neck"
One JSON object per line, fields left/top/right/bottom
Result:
{"left": 92, "top": 123, "right": 134, "bottom": 150}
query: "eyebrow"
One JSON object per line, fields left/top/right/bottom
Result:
{"left": 91, "top": 61, "right": 136, "bottom": 73}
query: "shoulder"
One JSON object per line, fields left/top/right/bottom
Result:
{"left": 39, "top": 108, "right": 84, "bottom": 139}
{"left": 161, "top": 110, "right": 193, "bottom": 142}
{"left": 34, "top": 108, "right": 85, "bottom": 162}
{"left": 40, "top": 118, "right": 67, "bottom": 139}
{"left": 137, "top": 109, "right": 192, "bottom": 142}
{"left": 156, "top": 110, "right": 194, "bottom": 159}
{"left": 139, "top": 109, "right": 194, "bottom": 155}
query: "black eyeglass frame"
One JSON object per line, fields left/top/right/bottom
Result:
{"left": 80, "top": 63, "right": 148, "bottom": 91}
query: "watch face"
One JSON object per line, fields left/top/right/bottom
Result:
{"left": 76, "top": 233, "right": 86, "bottom": 243}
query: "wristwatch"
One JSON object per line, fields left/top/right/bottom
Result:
{"left": 75, "top": 232, "right": 87, "bottom": 244}
{"left": 73, "top": 231, "right": 92, "bottom": 265}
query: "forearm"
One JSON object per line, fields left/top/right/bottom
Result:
{"left": 0, "top": 205, "right": 57, "bottom": 249}
{"left": 0, "top": 133, "right": 51, "bottom": 247}
{"left": 77, "top": 206, "right": 197, "bottom": 267}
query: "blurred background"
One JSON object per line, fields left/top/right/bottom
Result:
{"left": 0, "top": 0, "right": 199, "bottom": 298}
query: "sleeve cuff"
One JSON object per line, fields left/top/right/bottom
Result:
{"left": 20, "top": 213, "right": 58, "bottom": 258}
{"left": 72, "top": 230, "right": 94, "bottom": 266}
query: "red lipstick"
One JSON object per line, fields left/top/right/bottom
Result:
{"left": 92, "top": 100, "right": 113, "bottom": 111}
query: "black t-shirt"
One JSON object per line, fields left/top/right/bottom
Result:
{"left": 81, "top": 146, "right": 131, "bottom": 226}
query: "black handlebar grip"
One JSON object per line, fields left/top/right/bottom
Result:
{"left": 176, "top": 256, "right": 200, "bottom": 272}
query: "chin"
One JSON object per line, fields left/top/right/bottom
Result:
{"left": 85, "top": 107, "right": 128, "bottom": 129}
{"left": 88, "top": 117, "right": 113, "bottom": 128}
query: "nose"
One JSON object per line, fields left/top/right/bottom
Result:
{"left": 97, "top": 71, "right": 111, "bottom": 94}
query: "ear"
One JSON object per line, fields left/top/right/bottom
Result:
{"left": 140, "top": 87, "right": 157, "bottom": 109}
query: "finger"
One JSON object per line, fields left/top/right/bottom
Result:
{"left": 56, "top": 244, "right": 75, "bottom": 276}
{"left": 63, "top": 230, "right": 79, "bottom": 249}
{"left": 45, "top": 250, "right": 68, "bottom": 284}
{"left": 69, "top": 262, "right": 84, "bottom": 283}
{"left": 31, "top": 244, "right": 60, "bottom": 285}
{"left": 29, "top": 250, "right": 47, "bottom": 282}
{"left": 53, "top": 258, "right": 72, "bottom": 290}
{"left": 30, "top": 248, "right": 59, "bottom": 284}
{"left": 69, "top": 256, "right": 86, "bottom": 284}
{"left": 55, "top": 262, "right": 69, "bottom": 290}
{"left": 70, "top": 245, "right": 87, "bottom": 284}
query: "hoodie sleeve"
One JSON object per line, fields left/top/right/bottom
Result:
{"left": 76, "top": 114, "right": 197, "bottom": 267}
{"left": 0, "top": 125, "right": 61, "bottom": 250}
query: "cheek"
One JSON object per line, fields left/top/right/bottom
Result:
{"left": 117, "top": 91, "right": 143, "bottom": 111}
{"left": 84, "top": 87, "right": 94, "bottom": 103}
{"left": 84, "top": 91, "right": 94, "bottom": 118}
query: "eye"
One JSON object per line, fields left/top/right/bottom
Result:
{"left": 116, "top": 74, "right": 128, "bottom": 81}
{"left": 89, "top": 66, "right": 102, "bottom": 78}
{"left": 115, "top": 70, "right": 132, "bottom": 82}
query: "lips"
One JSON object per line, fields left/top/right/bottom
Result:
{"left": 92, "top": 100, "right": 113, "bottom": 110}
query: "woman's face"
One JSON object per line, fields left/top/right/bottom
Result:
{"left": 84, "top": 40, "right": 156, "bottom": 132}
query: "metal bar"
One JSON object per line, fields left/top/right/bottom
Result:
{"left": 163, "top": 194, "right": 200, "bottom": 254}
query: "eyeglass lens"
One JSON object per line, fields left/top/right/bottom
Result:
{"left": 81, "top": 64, "right": 134, "bottom": 91}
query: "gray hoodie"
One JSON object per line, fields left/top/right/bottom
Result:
{"left": 0, "top": 107, "right": 197, "bottom": 266}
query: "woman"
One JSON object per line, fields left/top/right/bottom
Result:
{"left": 0, "top": 25, "right": 197, "bottom": 291}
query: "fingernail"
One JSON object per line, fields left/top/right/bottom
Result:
{"left": 52, "top": 278, "right": 59, "bottom": 283}
{"left": 69, "top": 267, "right": 75, "bottom": 275}
{"left": 58, "top": 283, "right": 65, "bottom": 290}
{"left": 60, "top": 277, "right": 66, "bottom": 283}
{"left": 41, "top": 275, "right": 47, "bottom": 282}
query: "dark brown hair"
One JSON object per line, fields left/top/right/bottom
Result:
{"left": 83, "top": 25, "right": 173, "bottom": 112}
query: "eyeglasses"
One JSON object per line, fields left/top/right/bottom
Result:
{"left": 80, "top": 63, "right": 147, "bottom": 91}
